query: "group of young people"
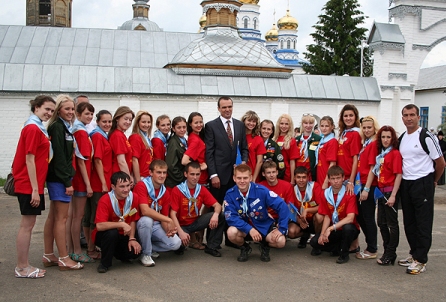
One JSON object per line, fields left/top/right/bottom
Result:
{"left": 12, "top": 94, "right": 444, "bottom": 278}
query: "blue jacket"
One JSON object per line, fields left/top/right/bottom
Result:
{"left": 224, "top": 182, "right": 289, "bottom": 236}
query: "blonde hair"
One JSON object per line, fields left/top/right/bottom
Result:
{"left": 241, "top": 110, "right": 260, "bottom": 137}
{"left": 132, "top": 110, "right": 153, "bottom": 149}
{"left": 360, "top": 115, "right": 380, "bottom": 142}
{"left": 300, "top": 114, "right": 316, "bottom": 133}
{"left": 47, "top": 94, "right": 75, "bottom": 127}
{"left": 273, "top": 114, "right": 295, "bottom": 149}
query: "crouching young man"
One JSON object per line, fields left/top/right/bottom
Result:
{"left": 259, "top": 161, "right": 302, "bottom": 240}
{"left": 225, "top": 164, "right": 289, "bottom": 262}
{"left": 170, "top": 162, "right": 225, "bottom": 257}
{"left": 293, "top": 166, "right": 323, "bottom": 249}
{"left": 310, "top": 166, "right": 360, "bottom": 264}
{"left": 93, "top": 172, "right": 141, "bottom": 273}
{"left": 134, "top": 160, "right": 181, "bottom": 267}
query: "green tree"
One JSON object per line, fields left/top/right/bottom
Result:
{"left": 303, "top": 0, "right": 371, "bottom": 76}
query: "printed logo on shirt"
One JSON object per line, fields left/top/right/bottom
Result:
{"left": 269, "top": 191, "right": 278, "bottom": 198}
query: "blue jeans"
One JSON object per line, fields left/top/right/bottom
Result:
{"left": 137, "top": 217, "right": 181, "bottom": 256}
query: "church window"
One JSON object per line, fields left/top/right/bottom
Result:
{"left": 244, "top": 18, "right": 248, "bottom": 29}
{"left": 39, "top": 0, "right": 51, "bottom": 15}
{"left": 420, "top": 107, "right": 429, "bottom": 129}
{"left": 287, "top": 40, "right": 291, "bottom": 49}
{"left": 253, "top": 19, "right": 257, "bottom": 30}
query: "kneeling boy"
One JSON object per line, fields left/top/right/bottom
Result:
{"left": 225, "top": 164, "right": 289, "bottom": 262}
{"left": 94, "top": 172, "right": 141, "bottom": 273}
{"left": 310, "top": 166, "right": 360, "bottom": 264}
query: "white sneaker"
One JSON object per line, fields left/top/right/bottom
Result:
{"left": 139, "top": 254, "right": 155, "bottom": 267}
{"left": 406, "top": 260, "right": 426, "bottom": 275}
{"left": 151, "top": 252, "right": 159, "bottom": 259}
{"left": 398, "top": 255, "right": 413, "bottom": 267}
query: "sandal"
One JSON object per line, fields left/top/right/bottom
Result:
{"left": 71, "top": 253, "right": 95, "bottom": 263}
{"left": 58, "top": 255, "right": 84, "bottom": 271}
{"left": 87, "top": 250, "right": 101, "bottom": 260}
{"left": 15, "top": 266, "right": 45, "bottom": 278}
{"left": 42, "top": 253, "right": 59, "bottom": 267}
{"left": 189, "top": 242, "right": 206, "bottom": 250}
{"left": 356, "top": 250, "right": 377, "bottom": 259}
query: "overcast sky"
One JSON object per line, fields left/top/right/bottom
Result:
{"left": 0, "top": 0, "right": 444, "bottom": 67}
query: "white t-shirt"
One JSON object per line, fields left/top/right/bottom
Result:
{"left": 399, "top": 127, "right": 442, "bottom": 180}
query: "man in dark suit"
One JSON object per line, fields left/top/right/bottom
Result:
{"left": 205, "top": 96, "right": 249, "bottom": 206}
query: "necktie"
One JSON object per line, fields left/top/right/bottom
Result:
{"left": 226, "top": 120, "right": 233, "bottom": 146}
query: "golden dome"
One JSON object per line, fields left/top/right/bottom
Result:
{"left": 277, "top": 9, "right": 298, "bottom": 30}
{"left": 199, "top": 14, "right": 207, "bottom": 27}
{"left": 265, "top": 23, "right": 279, "bottom": 41}
{"left": 239, "top": 0, "right": 260, "bottom": 4}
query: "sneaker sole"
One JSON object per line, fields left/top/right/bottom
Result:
{"left": 139, "top": 260, "right": 155, "bottom": 267}
{"left": 407, "top": 268, "right": 426, "bottom": 275}
{"left": 398, "top": 262, "right": 413, "bottom": 267}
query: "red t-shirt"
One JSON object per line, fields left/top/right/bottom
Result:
{"left": 184, "top": 133, "right": 208, "bottom": 184}
{"left": 318, "top": 189, "right": 359, "bottom": 230}
{"left": 90, "top": 132, "right": 113, "bottom": 193}
{"left": 133, "top": 180, "right": 170, "bottom": 217}
{"left": 294, "top": 181, "right": 322, "bottom": 220}
{"left": 276, "top": 136, "right": 300, "bottom": 182}
{"left": 358, "top": 140, "right": 378, "bottom": 186}
{"left": 92, "top": 193, "right": 141, "bottom": 242}
{"left": 296, "top": 136, "right": 312, "bottom": 174}
{"left": 12, "top": 124, "right": 50, "bottom": 194}
{"left": 109, "top": 130, "right": 133, "bottom": 174}
{"left": 316, "top": 138, "right": 338, "bottom": 187}
{"left": 170, "top": 185, "right": 217, "bottom": 226}
{"left": 247, "top": 135, "right": 267, "bottom": 182}
{"left": 72, "top": 130, "right": 93, "bottom": 192}
{"left": 259, "top": 179, "right": 296, "bottom": 219}
{"left": 152, "top": 137, "right": 166, "bottom": 161}
{"left": 337, "top": 130, "right": 361, "bottom": 179}
{"left": 129, "top": 134, "right": 153, "bottom": 178}
{"left": 378, "top": 149, "right": 402, "bottom": 188}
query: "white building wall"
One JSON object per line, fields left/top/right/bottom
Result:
{"left": 0, "top": 94, "right": 387, "bottom": 177}
{"left": 415, "top": 89, "right": 446, "bottom": 130}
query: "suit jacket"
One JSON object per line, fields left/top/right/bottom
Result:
{"left": 205, "top": 116, "right": 248, "bottom": 185}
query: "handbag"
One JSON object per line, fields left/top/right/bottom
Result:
{"left": 4, "top": 172, "right": 16, "bottom": 196}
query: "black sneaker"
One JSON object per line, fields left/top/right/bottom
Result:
{"left": 259, "top": 243, "right": 270, "bottom": 262}
{"left": 97, "top": 264, "right": 108, "bottom": 273}
{"left": 237, "top": 243, "right": 252, "bottom": 262}
{"left": 336, "top": 254, "right": 350, "bottom": 264}
{"left": 298, "top": 236, "right": 309, "bottom": 249}
{"left": 311, "top": 248, "right": 322, "bottom": 256}
{"left": 204, "top": 247, "right": 221, "bottom": 257}
{"left": 174, "top": 245, "right": 186, "bottom": 255}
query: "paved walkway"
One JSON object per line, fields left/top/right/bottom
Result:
{"left": 0, "top": 193, "right": 445, "bottom": 301}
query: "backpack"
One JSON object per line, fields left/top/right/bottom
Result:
{"left": 397, "top": 127, "right": 431, "bottom": 155}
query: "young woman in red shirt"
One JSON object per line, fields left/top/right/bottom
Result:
{"left": 108, "top": 106, "right": 135, "bottom": 185}
{"left": 13, "top": 95, "right": 55, "bottom": 278}
{"left": 241, "top": 110, "right": 266, "bottom": 182}
{"left": 356, "top": 116, "right": 380, "bottom": 260}
{"left": 315, "top": 116, "right": 338, "bottom": 189}
{"left": 67, "top": 102, "right": 95, "bottom": 263}
{"left": 337, "top": 104, "right": 362, "bottom": 195}
{"left": 374, "top": 126, "right": 402, "bottom": 266}
{"left": 152, "top": 115, "right": 171, "bottom": 161}
{"left": 129, "top": 110, "right": 154, "bottom": 184}
{"left": 84, "top": 110, "right": 113, "bottom": 260}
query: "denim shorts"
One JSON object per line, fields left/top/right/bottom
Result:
{"left": 73, "top": 191, "right": 87, "bottom": 197}
{"left": 47, "top": 182, "right": 71, "bottom": 203}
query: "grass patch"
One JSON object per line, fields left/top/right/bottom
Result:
{"left": 0, "top": 178, "right": 5, "bottom": 186}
